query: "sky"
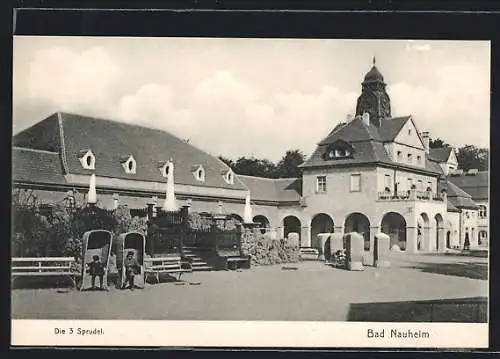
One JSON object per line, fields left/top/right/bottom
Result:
{"left": 12, "top": 37, "right": 490, "bottom": 162}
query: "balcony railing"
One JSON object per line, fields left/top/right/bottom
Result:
{"left": 378, "top": 190, "right": 444, "bottom": 202}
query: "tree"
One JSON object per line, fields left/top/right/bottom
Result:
{"left": 429, "top": 138, "right": 449, "bottom": 149}
{"left": 276, "top": 149, "right": 305, "bottom": 178}
{"left": 456, "top": 145, "right": 489, "bottom": 171}
{"left": 233, "top": 157, "right": 278, "bottom": 178}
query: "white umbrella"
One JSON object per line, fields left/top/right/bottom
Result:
{"left": 88, "top": 173, "right": 97, "bottom": 204}
{"left": 243, "top": 193, "right": 253, "bottom": 223}
{"left": 163, "top": 160, "right": 178, "bottom": 211}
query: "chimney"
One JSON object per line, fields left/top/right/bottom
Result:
{"left": 362, "top": 112, "right": 370, "bottom": 127}
{"left": 422, "top": 131, "right": 430, "bottom": 154}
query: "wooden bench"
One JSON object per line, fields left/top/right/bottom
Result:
{"left": 144, "top": 256, "right": 193, "bottom": 283}
{"left": 11, "top": 257, "right": 78, "bottom": 289}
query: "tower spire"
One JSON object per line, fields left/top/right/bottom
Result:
{"left": 372, "top": 56, "right": 376, "bottom": 66}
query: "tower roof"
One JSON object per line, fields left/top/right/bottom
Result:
{"left": 363, "top": 56, "right": 385, "bottom": 83}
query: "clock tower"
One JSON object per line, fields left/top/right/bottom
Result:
{"left": 355, "top": 57, "right": 391, "bottom": 127}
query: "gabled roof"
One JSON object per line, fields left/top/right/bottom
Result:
{"left": 448, "top": 171, "right": 489, "bottom": 201}
{"left": 319, "top": 116, "right": 382, "bottom": 145}
{"left": 438, "top": 179, "right": 479, "bottom": 210}
{"left": 237, "top": 175, "right": 302, "bottom": 203}
{"left": 377, "top": 116, "right": 412, "bottom": 142}
{"left": 12, "top": 147, "right": 67, "bottom": 185}
{"left": 302, "top": 116, "right": 441, "bottom": 176}
{"left": 429, "top": 147, "right": 454, "bottom": 163}
{"left": 13, "top": 112, "right": 248, "bottom": 191}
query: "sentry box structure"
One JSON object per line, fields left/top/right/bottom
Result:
{"left": 115, "top": 231, "right": 146, "bottom": 289}
{"left": 80, "top": 230, "right": 113, "bottom": 291}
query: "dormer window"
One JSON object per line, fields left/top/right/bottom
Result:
{"left": 78, "top": 149, "right": 95, "bottom": 170}
{"left": 121, "top": 155, "right": 136, "bottom": 174}
{"left": 192, "top": 165, "right": 205, "bottom": 182}
{"left": 222, "top": 169, "right": 234, "bottom": 184}
{"left": 324, "top": 140, "right": 354, "bottom": 160}
{"left": 158, "top": 161, "right": 172, "bottom": 178}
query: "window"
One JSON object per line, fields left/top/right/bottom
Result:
{"left": 407, "top": 178, "right": 414, "bottom": 190}
{"left": 223, "top": 169, "right": 234, "bottom": 184}
{"left": 78, "top": 149, "right": 96, "bottom": 170}
{"left": 407, "top": 153, "right": 413, "bottom": 163}
{"left": 384, "top": 174, "right": 391, "bottom": 189}
{"left": 465, "top": 211, "right": 470, "bottom": 219}
{"left": 417, "top": 180, "right": 423, "bottom": 191}
{"left": 408, "top": 128, "right": 412, "bottom": 135}
{"left": 479, "top": 205, "right": 487, "bottom": 218}
{"left": 121, "top": 155, "right": 136, "bottom": 174}
{"left": 350, "top": 174, "right": 361, "bottom": 192}
{"left": 480, "top": 231, "right": 488, "bottom": 239}
{"left": 417, "top": 155, "right": 422, "bottom": 164}
{"left": 192, "top": 165, "right": 205, "bottom": 182}
{"left": 316, "top": 176, "right": 327, "bottom": 193}
{"left": 397, "top": 151, "right": 402, "bottom": 160}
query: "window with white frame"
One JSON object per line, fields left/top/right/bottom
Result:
{"left": 316, "top": 176, "right": 327, "bottom": 193}
{"left": 397, "top": 150, "right": 402, "bottom": 161}
{"left": 480, "top": 230, "right": 488, "bottom": 239}
{"left": 192, "top": 165, "right": 205, "bottom": 182}
{"left": 78, "top": 149, "right": 96, "bottom": 170}
{"left": 350, "top": 174, "right": 361, "bottom": 192}
{"left": 407, "top": 153, "right": 413, "bottom": 163}
{"left": 427, "top": 181, "right": 432, "bottom": 191}
{"left": 121, "top": 155, "right": 136, "bottom": 174}
{"left": 417, "top": 155, "right": 422, "bottom": 164}
{"left": 479, "top": 205, "right": 487, "bottom": 218}
{"left": 417, "top": 180, "right": 423, "bottom": 191}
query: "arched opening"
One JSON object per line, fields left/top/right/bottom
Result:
{"left": 253, "top": 215, "right": 270, "bottom": 234}
{"left": 310, "top": 213, "right": 334, "bottom": 250}
{"left": 446, "top": 231, "right": 451, "bottom": 248}
{"left": 229, "top": 214, "right": 243, "bottom": 223}
{"left": 381, "top": 212, "right": 407, "bottom": 251}
{"left": 344, "top": 213, "right": 371, "bottom": 251}
{"left": 418, "top": 213, "right": 430, "bottom": 251}
{"left": 435, "top": 213, "right": 444, "bottom": 252}
{"left": 283, "top": 216, "right": 301, "bottom": 245}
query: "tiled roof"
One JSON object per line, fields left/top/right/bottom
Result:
{"left": 446, "top": 200, "right": 460, "bottom": 213}
{"left": 302, "top": 116, "right": 441, "bottom": 176}
{"left": 429, "top": 147, "right": 453, "bottom": 163}
{"left": 438, "top": 179, "right": 479, "bottom": 210}
{"left": 319, "top": 117, "right": 382, "bottom": 144}
{"left": 377, "top": 116, "right": 411, "bottom": 142}
{"left": 237, "top": 175, "right": 302, "bottom": 203}
{"left": 13, "top": 112, "right": 248, "bottom": 191}
{"left": 12, "top": 147, "right": 68, "bottom": 185}
{"left": 448, "top": 171, "right": 489, "bottom": 201}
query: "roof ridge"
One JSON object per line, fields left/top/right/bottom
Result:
{"left": 237, "top": 174, "right": 282, "bottom": 181}
{"left": 12, "top": 146, "right": 59, "bottom": 155}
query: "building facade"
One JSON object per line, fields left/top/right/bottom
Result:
{"left": 12, "top": 60, "right": 487, "bottom": 254}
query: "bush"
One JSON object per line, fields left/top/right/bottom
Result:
{"left": 241, "top": 228, "right": 299, "bottom": 266}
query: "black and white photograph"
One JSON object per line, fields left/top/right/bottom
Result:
{"left": 11, "top": 35, "right": 490, "bottom": 347}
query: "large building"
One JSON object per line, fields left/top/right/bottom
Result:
{"left": 12, "top": 60, "right": 487, "bottom": 254}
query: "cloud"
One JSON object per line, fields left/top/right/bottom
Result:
{"left": 389, "top": 62, "right": 489, "bottom": 148}
{"left": 110, "top": 71, "right": 358, "bottom": 161}
{"left": 25, "top": 46, "right": 120, "bottom": 114}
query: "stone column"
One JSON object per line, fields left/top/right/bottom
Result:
{"left": 300, "top": 226, "right": 310, "bottom": 248}
{"left": 373, "top": 233, "right": 391, "bottom": 267}
{"left": 345, "top": 232, "right": 364, "bottom": 271}
{"left": 317, "top": 233, "right": 330, "bottom": 261}
{"left": 427, "top": 224, "right": 436, "bottom": 252}
{"left": 406, "top": 226, "right": 418, "bottom": 253}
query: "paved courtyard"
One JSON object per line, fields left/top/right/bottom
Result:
{"left": 11, "top": 252, "right": 488, "bottom": 322}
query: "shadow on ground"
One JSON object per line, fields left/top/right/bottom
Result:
{"left": 347, "top": 297, "right": 488, "bottom": 322}
{"left": 400, "top": 261, "right": 488, "bottom": 280}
